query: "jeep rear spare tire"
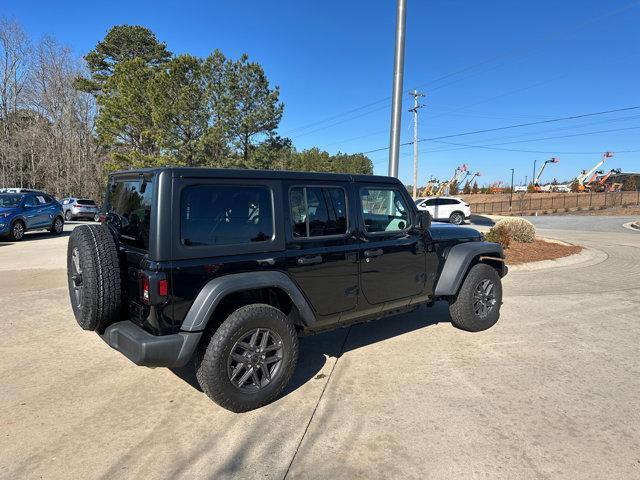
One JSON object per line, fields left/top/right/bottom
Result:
{"left": 449, "top": 263, "right": 502, "bottom": 332}
{"left": 67, "top": 224, "right": 122, "bottom": 331}
{"left": 195, "top": 304, "right": 299, "bottom": 412}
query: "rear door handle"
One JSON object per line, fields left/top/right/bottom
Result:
{"left": 297, "top": 255, "right": 323, "bottom": 265}
{"left": 363, "top": 248, "right": 384, "bottom": 258}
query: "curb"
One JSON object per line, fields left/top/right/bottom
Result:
{"left": 622, "top": 221, "right": 640, "bottom": 232}
{"left": 508, "top": 244, "right": 607, "bottom": 272}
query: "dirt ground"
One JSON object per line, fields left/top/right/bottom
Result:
{"left": 504, "top": 240, "right": 583, "bottom": 265}
{"left": 463, "top": 191, "right": 639, "bottom": 216}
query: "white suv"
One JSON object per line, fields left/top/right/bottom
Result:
{"left": 415, "top": 196, "right": 471, "bottom": 225}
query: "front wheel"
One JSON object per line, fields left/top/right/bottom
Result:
{"left": 8, "top": 220, "right": 25, "bottom": 241}
{"left": 64, "top": 210, "right": 72, "bottom": 221}
{"left": 195, "top": 304, "right": 299, "bottom": 412}
{"left": 449, "top": 263, "right": 502, "bottom": 332}
{"left": 449, "top": 211, "right": 465, "bottom": 225}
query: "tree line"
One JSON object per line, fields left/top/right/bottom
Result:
{"left": 0, "top": 21, "right": 372, "bottom": 200}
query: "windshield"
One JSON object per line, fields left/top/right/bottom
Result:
{"left": 77, "top": 199, "right": 96, "bottom": 206}
{"left": 0, "top": 194, "right": 22, "bottom": 208}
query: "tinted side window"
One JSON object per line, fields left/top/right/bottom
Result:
{"left": 441, "top": 198, "right": 459, "bottom": 205}
{"left": 289, "top": 186, "right": 347, "bottom": 238}
{"left": 424, "top": 199, "right": 437, "bottom": 206}
{"left": 107, "top": 177, "right": 154, "bottom": 250}
{"left": 23, "top": 195, "right": 38, "bottom": 207}
{"left": 181, "top": 185, "right": 273, "bottom": 246}
{"left": 360, "top": 188, "right": 410, "bottom": 233}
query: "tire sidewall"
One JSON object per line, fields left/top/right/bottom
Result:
{"left": 52, "top": 216, "right": 64, "bottom": 234}
{"left": 66, "top": 224, "right": 122, "bottom": 331}
{"left": 197, "top": 304, "right": 298, "bottom": 412}
{"left": 450, "top": 263, "right": 502, "bottom": 332}
{"left": 450, "top": 212, "right": 464, "bottom": 225}
{"left": 65, "top": 210, "right": 72, "bottom": 221}
{"left": 10, "top": 220, "right": 25, "bottom": 241}
{"left": 67, "top": 229, "right": 98, "bottom": 329}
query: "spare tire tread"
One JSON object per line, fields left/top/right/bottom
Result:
{"left": 67, "top": 225, "right": 122, "bottom": 331}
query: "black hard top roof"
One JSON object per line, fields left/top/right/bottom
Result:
{"left": 109, "top": 167, "right": 401, "bottom": 185}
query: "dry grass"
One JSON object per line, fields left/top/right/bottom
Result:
{"left": 504, "top": 240, "right": 582, "bottom": 265}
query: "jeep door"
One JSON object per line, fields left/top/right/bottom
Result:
{"left": 285, "top": 182, "right": 358, "bottom": 318}
{"left": 357, "top": 185, "right": 428, "bottom": 305}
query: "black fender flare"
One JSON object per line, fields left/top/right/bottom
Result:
{"left": 434, "top": 242, "right": 504, "bottom": 296}
{"left": 180, "top": 271, "right": 316, "bottom": 332}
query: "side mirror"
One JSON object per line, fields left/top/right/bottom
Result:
{"left": 416, "top": 210, "right": 431, "bottom": 232}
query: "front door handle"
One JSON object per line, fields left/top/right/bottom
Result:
{"left": 297, "top": 255, "right": 323, "bottom": 265}
{"left": 363, "top": 248, "right": 384, "bottom": 258}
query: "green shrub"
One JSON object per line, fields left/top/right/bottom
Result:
{"left": 494, "top": 217, "right": 536, "bottom": 243}
{"left": 483, "top": 224, "right": 511, "bottom": 249}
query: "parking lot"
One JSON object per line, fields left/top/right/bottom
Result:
{"left": 1, "top": 218, "right": 639, "bottom": 479}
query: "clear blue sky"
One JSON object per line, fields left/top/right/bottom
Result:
{"left": 6, "top": 0, "right": 640, "bottom": 186}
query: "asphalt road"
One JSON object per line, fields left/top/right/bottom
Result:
{"left": 1, "top": 218, "right": 639, "bottom": 479}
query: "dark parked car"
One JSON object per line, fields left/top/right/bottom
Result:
{"left": 67, "top": 168, "right": 506, "bottom": 412}
{"left": 0, "top": 192, "right": 64, "bottom": 241}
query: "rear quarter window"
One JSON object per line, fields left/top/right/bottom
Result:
{"left": 180, "top": 185, "right": 274, "bottom": 246}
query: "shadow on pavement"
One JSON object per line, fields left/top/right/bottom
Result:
{"left": 170, "top": 301, "right": 452, "bottom": 398}
{"left": 0, "top": 230, "right": 71, "bottom": 243}
{"left": 469, "top": 214, "right": 496, "bottom": 227}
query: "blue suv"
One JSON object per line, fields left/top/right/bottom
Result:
{"left": 0, "top": 192, "right": 65, "bottom": 241}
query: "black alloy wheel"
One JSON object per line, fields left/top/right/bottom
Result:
{"left": 473, "top": 279, "right": 497, "bottom": 318}
{"left": 227, "top": 328, "right": 284, "bottom": 392}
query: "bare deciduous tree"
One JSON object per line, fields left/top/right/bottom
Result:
{"left": 0, "top": 19, "right": 104, "bottom": 200}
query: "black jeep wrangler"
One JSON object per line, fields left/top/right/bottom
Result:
{"left": 67, "top": 168, "right": 506, "bottom": 412}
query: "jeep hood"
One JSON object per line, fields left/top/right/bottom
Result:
{"left": 429, "top": 223, "right": 482, "bottom": 242}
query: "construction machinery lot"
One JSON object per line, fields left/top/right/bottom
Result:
{"left": 1, "top": 218, "right": 639, "bottom": 479}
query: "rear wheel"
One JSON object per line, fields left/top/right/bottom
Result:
{"left": 50, "top": 216, "right": 64, "bottom": 235}
{"left": 449, "top": 263, "right": 502, "bottom": 332}
{"left": 449, "top": 211, "right": 464, "bottom": 225}
{"left": 195, "top": 304, "right": 299, "bottom": 412}
{"left": 8, "top": 220, "right": 25, "bottom": 241}
{"left": 67, "top": 224, "right": 122, "bottom": 331}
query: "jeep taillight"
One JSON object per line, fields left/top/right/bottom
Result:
{"left": 159, "top": 278, "right": 168, "bottom": 297}
{"left": 140, "top": 272, "right": 168, "bottom": 305}
{"left": 141, "top": 275, "right": 150, "bottom": 303}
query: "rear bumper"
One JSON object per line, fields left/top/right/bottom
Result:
{"left": 100, "top": 321, "right": 202, "bottom": 368}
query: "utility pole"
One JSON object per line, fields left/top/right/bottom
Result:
{"left": 409, "top": 90, "right": 425, "bottom": 199}
{"left": 532, "top": 160, "right": 537, "bottom": 188}
{"left": 388, "top": 0, "right": 407, "bottom": 178}
{"left": 509, "top": 168, "right": 515, "bottom": 209}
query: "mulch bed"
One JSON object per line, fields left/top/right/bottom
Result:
{"left": 504, "top": 239, "right": 582, "bottom": 265}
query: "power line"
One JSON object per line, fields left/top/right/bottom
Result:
{"left": 426, "top": 125, "right": 640, "bottom": 152}
{"left": 360, "top": 106, "right": 640, "bottom": 154}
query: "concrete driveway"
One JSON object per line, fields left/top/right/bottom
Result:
{"left": 1, "top": 219, "right": 639, "bottom": 479}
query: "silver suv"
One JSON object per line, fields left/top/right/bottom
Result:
{"left": 61, "top": 198, "right": 100, "bottom": 221}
